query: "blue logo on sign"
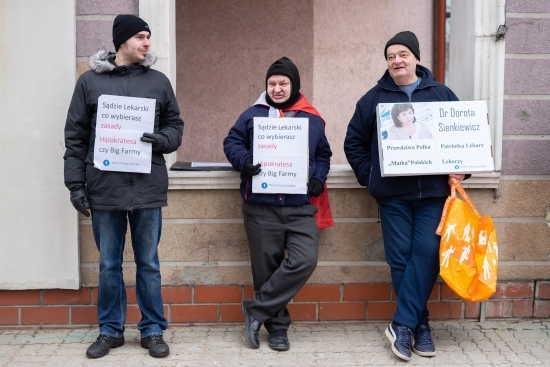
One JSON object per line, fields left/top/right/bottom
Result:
{"left": 454, "top": 165, "right": 459, "bottom": 169}
{"left": 261, "top": 182, "right": 268, "bottom": 189}
{"left": 103, "top": 160, "right": 110, "bottom": 166}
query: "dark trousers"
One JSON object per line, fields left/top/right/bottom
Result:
{"left": 379, "top": 197, "right": 446, "bottom": 330}
{"left": 242, "top": 202, "right": 319, "bottom": 333}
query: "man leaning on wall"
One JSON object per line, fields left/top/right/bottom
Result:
{"left": 63, "top": 14, "right": 184, "bottom": 359}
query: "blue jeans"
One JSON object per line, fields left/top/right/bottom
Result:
{"left": 91, "top": 208, "right": 167, "bottom": 338}
{"left": 379, "top": 197, "right": 446, "bottom": 330}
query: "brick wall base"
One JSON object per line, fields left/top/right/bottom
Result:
{"left": 1, "top": 281, "right": 549, "bottom": 327}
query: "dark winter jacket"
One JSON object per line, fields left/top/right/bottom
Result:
{"left": 223, "top": 103, "right": 332, "bottom": 206}
{"left": 344, "top": 65, "right": 459, "bottom": 204}
{"left": 63, "top": 50, "right": 184, "bottom": 210}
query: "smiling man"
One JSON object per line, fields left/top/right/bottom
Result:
{"left": 223, "top": 57, "right": 331, "bottom": 352}
{"left": 344, "top": 31, "right": 465, "bottom": 362}
{"left": 63, "top": 14, "right": 183, "bottom": 359}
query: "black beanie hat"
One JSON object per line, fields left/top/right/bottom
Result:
{"left": 384, "top": 31, "right": 420, "bottom": 61}
{"left": 265, "top": 56, "right": 301, "bottom": 109}
{"left": 113, "top": 14, "right": 151, "bottom": 51}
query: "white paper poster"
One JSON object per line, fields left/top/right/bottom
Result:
{"left": 376, "top": 101, "right": 494, "bottom": 176}
{"left": 93, "top": 95, "right": 155, "bottom": 173}
{"left": 252, "top": 117, "right": 309, "bottom": 194}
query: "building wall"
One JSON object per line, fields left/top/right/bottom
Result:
{"left": 1, "top": 0, "right": 549, "bottom": 328}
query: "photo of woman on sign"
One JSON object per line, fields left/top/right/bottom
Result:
{"left": 388, "top": 103, "right": 433, "bottom": 140}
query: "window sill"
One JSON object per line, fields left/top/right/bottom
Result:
{"left": 168, "top": 164, "right": 499, "bottom": 190}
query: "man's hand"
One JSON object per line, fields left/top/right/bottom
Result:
{"left": 244, "top": 157, "right": 262, "bottom": 176}
{"left": 140, "top": 132, "right": 165, "bottom": 152}
{"left": 448, "top": 174, "right": 466, "bottom": 186}
{"left": 70, "top": 186, "right": 90, "bottom": 217}
{"left": 308, "top": 178, "right": 324, "bottom": 197}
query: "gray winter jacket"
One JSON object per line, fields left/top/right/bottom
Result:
{"left": 63, "top": 50, "right": 184, "bottom": 210}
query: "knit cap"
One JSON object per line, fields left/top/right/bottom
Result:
{"left": 265, "top": 56, "right": 301, "bottom": 108}
{"left": 112, "top": 14, "right": 151, "bottom": 51}
{"left": 384, "top": 31, "right": 420, "bottom": 61}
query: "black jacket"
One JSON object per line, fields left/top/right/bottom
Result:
{"left": 63, "top": 51, "right": 184, "bottom": 210}
{"left": 344, "top": 65, "right": 459, "bottom": 204}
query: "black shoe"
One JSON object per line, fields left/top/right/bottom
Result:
{"left": 242, "top": 302, "right": 261, "bottom": 348}
{"left": 141, "top": 335, "right": 170, "bottom": 358}
{"left": 86, "top": 334, "right": 124, "bottom": 359}
{"left": 412, "top": 324, "right": 436, "bottom": 357}
{"left": 268, "top": 329, "right": 290, "bottom": 351}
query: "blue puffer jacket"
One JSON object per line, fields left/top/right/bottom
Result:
{"left": 223, "top": 104, "right": 332, "bottom": 206}
{"left": 344, "top": 65, "right": 459, "bottom": 204}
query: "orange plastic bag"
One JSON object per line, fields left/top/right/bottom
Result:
{"left": 436, "top": 179, "right": 498, "bottom": 302}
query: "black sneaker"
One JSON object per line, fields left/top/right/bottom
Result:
{"left": 141, "top": 335, "right": 170, "bottom": 358}
{"left": 268, "top": 329, "right": 290, "bottom": 351}
{"left": 86, "top": 334, "right": 124, "bottom": 359}
{"left": 412, "top": 324, "right": 436, "bottom": 357}
{"left": 385, "top": 323, "right": 412, "bottom": 361}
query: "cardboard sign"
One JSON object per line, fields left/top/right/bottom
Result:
{"left": 252, "top": 117, "right": 309, "bottom": 194}
{"left": 93, "top": 95, "right": 155, "bottom": 173}
{"left": 377, "top": 101, "right": 494, "bottom": 176}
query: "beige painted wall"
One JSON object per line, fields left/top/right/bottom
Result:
{"left": 175, "top": 0, "right": 434, "bottom": 164}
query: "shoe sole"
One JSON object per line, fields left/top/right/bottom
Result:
{"left": 385, "top": 327, "right": 411, "bottom": 361}
{"left": 412, "top": 346, "right": 436, "bottom": 357}
{"left": 242, "top": 303, "right": 260, "bottom": 349}
{"left": 86, "top": 339, "right": 124, "bottom": 359}
{"left": 268, "top": 343, "right": 290, "bottom": 351}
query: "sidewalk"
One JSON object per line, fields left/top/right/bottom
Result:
{"left": 1, "top": 319, "right": 549, "bottom": 367}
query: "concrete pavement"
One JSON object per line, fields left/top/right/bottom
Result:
{"left": 1, "top": 319, "right": 549, "bottom": 366}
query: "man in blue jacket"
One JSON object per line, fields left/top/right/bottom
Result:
{"left": 64, "top": 15, "right": 183, "bottom": 359}
{"left": 344, "top": 31, "right": 465, "bottom": 361}
{"left": 224, "top": 57, "right": 331, "bottom": 351}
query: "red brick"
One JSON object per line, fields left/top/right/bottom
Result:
{"left": 493, "top": 282, "right": 534, "bottom": 299}
{"left": 0, "top": 307, "right": 19, "bottom": 325}
{"left": 465, "top": 302, "right": 481, "bottom": 318}
{"left": 367, "top": 302, "right": 396, "bottom": 320}
{"left": 287, "top": 303, "right": 317, "bottom": 321}
{"left": 441, "top": 284, "right": 462, "bottom": 300}
{"left": 513, "top": 300, "right": 534, "bottom": 317}
{"left": 244, "top": 286, "right": 254, "bottom": 299}
{"left": 427, "top": 301, "right": 463, "bottom": 319}
{"left": 220, "top": 304, "right": 244, "bottom": 322}
{"left": 343, "top": 284, "right": 390, "bottom": 301}
{"left": 195, "top": 286, "right": 241, "bottom": 303}
{"left": 294, "top": 284, "right": 340, "bottom": 302}
{"left": 537, "top": 281, "right": 550, "bottom": 299}
{"left": 126, "top": 305, "right": 142, "bottom": 323}
{"left": 21, "top": 307, "right": 69, "bottom": 325}
{"left": 485, "top": 300, "right": 513, "bottom": 318}
{"left": 172, "top": 305, "right": 218, "bottom": 323}
{"left": 125, "top": 288, "right": 137, "bottom": 304}
{"left": 43, "top": 288, "right": 92, "bottom": 305}
{"left": 0, "top": 290, "right": 41, "bottom": 306}
{"left": 429, "top": 285, "right": 440, "bottom": 301}
{"left": 319, "top": 302, "right": 365, "bottom": 321}
{"left": 92, "top": 288, "right": 98, "bottom": 304}
{"left": 71, "top": 306, "right": 97, "bottom": 324}
{"left": 534, "top": 300, "right": 550, "bottom": 317}
{"left": 162, "top": 286, "right": 192, "bottom": 304}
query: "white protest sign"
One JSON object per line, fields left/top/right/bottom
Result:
{"left": 94, "top": 95, "right": 155, "bottom": 173}
{"left": 377, "top": 101, "right": 494, "bottom": 176}
{"left": 252, "top": 117, "right": 309, "bottom": 194}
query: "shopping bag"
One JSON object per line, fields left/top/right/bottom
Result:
{"left": 310, "top": 184, "right": 334, "bottom": 230}
{"left": 436, "top": 179, "right": 498, "bottom": 302}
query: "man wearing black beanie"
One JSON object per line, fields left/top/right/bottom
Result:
{"left": 64, "top": 14, "right": 183, "bottom": 359}
{"left": 224, "top": 57, "right": 332, "bottom": 351}
{"left": 344, "top": 31, "right": 466, "bottom": 361}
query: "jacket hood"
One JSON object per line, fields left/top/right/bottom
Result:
{"left": 88, "top": 50, "right": 157, "bottom": 74}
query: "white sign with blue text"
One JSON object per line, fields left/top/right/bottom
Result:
{"left": 377, "top": 101, "right": 494, "bottom": 176}
{"left": 252, "top": 117, "right": 309, "bottom": 194}
{"left": 93, "top": 95, "right": 155, "bottom": 173}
